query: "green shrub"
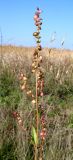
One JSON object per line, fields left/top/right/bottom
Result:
{"left": 0, "top": 67, "right": 22, "bottom": 159}
{"left": 0, "top": 67, "right": 21, "bottom": 109}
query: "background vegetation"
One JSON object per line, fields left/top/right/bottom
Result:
{"left": 0, "top": 46, "right": 73, "bottom": 160}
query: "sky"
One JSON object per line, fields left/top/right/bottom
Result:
{"left": 0, "top": 0, "right": 73, "bottom": 49}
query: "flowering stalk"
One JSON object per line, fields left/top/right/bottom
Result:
{"left": 33, "top": 7, "right": 46, "bottom": 160}
{"left": 18, "top": 7, "right": 46, "bottom": 160}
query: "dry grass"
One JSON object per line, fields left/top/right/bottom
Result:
{"left": 0, "top": 45, "right": 73, "bottom": 71}
{"left": 0, "top": 45, "right": 73, "bottom": 59}
{"left": 0, "top": 45, "right": 73, "bottom": 160}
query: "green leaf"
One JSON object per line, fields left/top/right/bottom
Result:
{"left": 32, "top": 126, "right": 38, "bottom": 145}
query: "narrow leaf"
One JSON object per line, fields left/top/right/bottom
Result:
{"left": 32, "top": 126, "right": 38, "bottom": 145}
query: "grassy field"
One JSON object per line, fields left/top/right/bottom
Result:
{"left": 0, "top": 45, "right": 73, "bottom": 160}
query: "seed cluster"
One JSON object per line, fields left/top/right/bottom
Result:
{"left": 19, "top": 73, "right": 35, "bottom": 104}
{"left": 33, "top": 8, "right": 47, "bottom": 141}
{"left": 39, "top": 103, "right": 47, "bottom": 141}
{"left": 33, "top": 7, "right": 44, "bottom": 97}
{"left": 12, "top": 111, "right": 26, "bottom": 131}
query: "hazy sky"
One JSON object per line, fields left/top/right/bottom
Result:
{"left": 0, "top": 0, "right": 73, "bottom": 49}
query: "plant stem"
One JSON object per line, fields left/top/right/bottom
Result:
{"left": 34, "top": 144, "right": 37, "bottom": 160}
{"left": 36, "top": 71, "right": 39, "bottom": 141}
{"left": 34, "top": 71, "right": 39, "bottom": 160}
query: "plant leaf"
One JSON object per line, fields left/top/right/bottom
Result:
{"left": 32, "top": 126, "right": 38, "bottom": 145}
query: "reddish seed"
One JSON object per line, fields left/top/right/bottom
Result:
{"left": 40, "top": 130, "right": 46, "bottom": 140}
{"left": 40, "top": 92, "right": 44, "bottom": 97}
{"left": 43, "top": 128, "right": 46, "bottom": 132}
{"left": 19, "top": 73, "right": 24, "bottom": 80}
{"left": 32, "top": 69, "right": 35, "bottom": 73}
{"left": 23, "top": 76, "right": 27, "bottom": 81}
{"left": 21, "top": 85, "right": 25, "bottom": 90}
{"left": 19, "top": 76, "right": 23, "bottom": 80}
{"left": 36, "top": 19, "right": 40, "bottom": 23}
{"left": 34, "top": 14, "right": 39, "bottom": 21}
{"left": 37, "top": 81, "right": 41, "bottom": 87}
{"left": 17, "top": 116, "right": 21, "bottom": 121}
{"left": 18, "top": 119, "right": 23, "bottom": 126}
{"left": 41, "top": 115, "right": 45, "bottom": 119}
{"left": 42, "top": 79, "right": 44, "bottom": 84}
{"left": 35, "top": 22, "right": 39, "bottom": 26}
{"left": 20, "top": 73, "right": 24, "bottom": 77}
{"left": 32, "top": 99, "right": 36, "bottom": 104}
{"left": 12, "top": 111, "right": 17, "bottom": 118}
{"left": 40, "top": 131, "right": 44, "bottom": 136}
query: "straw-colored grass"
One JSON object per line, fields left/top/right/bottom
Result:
{"left": 0, "top": 45, "right": 73, "bottom": 160}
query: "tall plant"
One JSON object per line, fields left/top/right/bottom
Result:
{"left": 18, "top": 8, "right": 46, "bottom": 160}
{"left": 32, "top": 7, "right": 46, "bottom": 160}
